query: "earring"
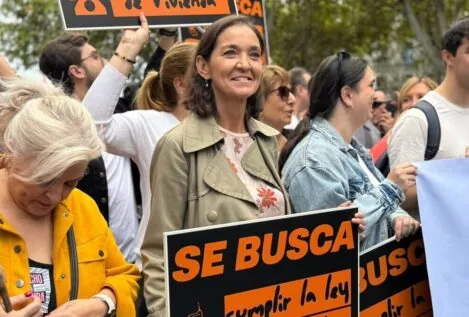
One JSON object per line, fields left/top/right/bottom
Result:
{"left": 205, "top": 79, "right": 209, "bottom": 88}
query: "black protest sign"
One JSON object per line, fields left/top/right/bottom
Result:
{"left": 165, "top": 207, "right": 359, "bottom": 316}
{"left": 360, "top": 229, "right": 433, "bottom": 317}
{"left": 58, "top": 0, "right": 238, "bottom": 30}
{"left": 180, "top": 0, "right": 270, "bottom": 63}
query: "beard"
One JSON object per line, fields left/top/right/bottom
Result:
{"left": 82, "top": 65, "right": 100, "bottom": 89}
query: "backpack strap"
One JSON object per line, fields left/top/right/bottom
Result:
{"left": 412, "top": 100, "right": 441, "bottom": 161}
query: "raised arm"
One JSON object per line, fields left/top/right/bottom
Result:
{"left": 82, "top": 13, "right": 149, "bottom": 158}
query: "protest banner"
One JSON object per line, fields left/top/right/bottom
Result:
{"left": 58, "top": 0, "right": 238, "bottom": 30}
{"left": 360, "top": 230, "right": 432, "bottom": 317}
{"left": 180, "top": 0, "right": 270, "bottom": 63}
{"left": 164, "top": 207, "right": 359, "bottom": 316}
{"left": 416, "top": 158, "right": 469, "bottom": 315}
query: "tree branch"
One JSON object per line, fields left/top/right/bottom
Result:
{"left": 436, "top": 0, "right": 446, "bottom": 38}
{"left": 401, "top": 0, "right": 442, "bottom": 70}
{"left": 452, "top": 0, "right": 466, "bottom": 22}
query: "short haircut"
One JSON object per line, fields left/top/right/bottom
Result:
{"left": 255, "top": 65, "right": 289, "bottom": 118}
{"left": 39, "top": 33, "right": 88, "bottom": 95}
{"left": 441, "top": 17, "right": 469, "bottom": 56}
{"left": 289, "top": 67, "right": 309, "bottom": 93}
{"left": 0, "top": 78, "right": 104, "bottom": 184}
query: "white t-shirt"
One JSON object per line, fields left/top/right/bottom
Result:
{"left": 102, "top": 153, "right": 138, "bottom": 263}
{"left": 83, "top": 64, "right": 180, "bottom": 269}
{"left": 389, "top": 91, "right": 469, "bottom": 169}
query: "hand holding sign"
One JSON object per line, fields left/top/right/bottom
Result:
{"left": 387, "top": 163, "right": 417, "bottom": 192}
{"left": 111, "top": 13, "right": 150, "bottom": 76}
{"left": 340, "top": 201, "right": 365, "bottom": 240}
{"left": 117, "top": 12, "right": 150, "bottom": 59}
{"left": 393, "top": 216, "right": 420, "bottom": 242}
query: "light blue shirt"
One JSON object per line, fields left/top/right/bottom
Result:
{"left": 282, "top": 117, "right": 410, "bottom": 250}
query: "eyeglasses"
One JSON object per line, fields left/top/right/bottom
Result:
{"left": 80, "top": 51, "right": 101, "bottom": 63}
{"left": 269, "top": 86, "right": 292, "bottom": 101}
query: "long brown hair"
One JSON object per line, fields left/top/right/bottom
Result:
{"left": 184, "top": 15, "right": 264, "bottom": 118}
{"left": 136, "top": 42, "right": 196, "bottom": 112}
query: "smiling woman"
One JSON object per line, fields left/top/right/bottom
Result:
{"left": 141, "top": 15, "right": 291, "bottom": 317}
{"left": 0, "top": 78, "right": 139, "bottom": 317}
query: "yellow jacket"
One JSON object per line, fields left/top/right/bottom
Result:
{"left": 0, "top": 189, "right": 140, "bottom": 316}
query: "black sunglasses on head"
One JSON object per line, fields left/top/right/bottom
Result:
{"left": 269, "top": 86, "right": 292, "bottom": 100}
{"left": 337, "top": 51, "right": 351, "bottom": 76}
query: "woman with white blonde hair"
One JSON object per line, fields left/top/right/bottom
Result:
{"left": 0, "top": 78, "right": 139, "bottom": 317}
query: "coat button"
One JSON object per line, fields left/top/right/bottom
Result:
{"left": 98, "top": 250, "right": 104, "bottom": 257}
{"left": 13, "top": 245, "right": 22, "bottom": 253}
{"left": 207, "top": 210, "right": 218, "bottom": 222}
{"left": 100, "top": 197, "right": 107, "bottom": 204}
{"left": 16, "top": 279, "right": 24, "bottom": 288}
{"left": 99, "top": 172, "right": 105, "bottom": 178}
{"left": 60, "top": 273, "right": 66, "bottom": 280}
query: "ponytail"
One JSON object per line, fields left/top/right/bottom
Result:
{"left": 136, "top": 71, "right": 172, "bottom": 112}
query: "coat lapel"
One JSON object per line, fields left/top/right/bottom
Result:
{"left": 242, "top": 138, "right": 281, "bottom": 190}
{"left": 203, "top": 149, "right": 256, "bottom": 204}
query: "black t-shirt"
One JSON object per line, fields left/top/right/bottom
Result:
{"left": 29, "top": 259, "right": 57, "bottom": 315}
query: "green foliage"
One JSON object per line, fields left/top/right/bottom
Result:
{"left": 266, "top": 0, "right": 469, "bottom": 87}
{"left": 1, "top": 0, "right": 469, "bottom": 88}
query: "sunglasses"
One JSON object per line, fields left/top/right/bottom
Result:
{"left": 372, "top": 100, "right": 391, "bottom": 109}
{"left": 269, "top": 86, "right": 292, "bottom": 101}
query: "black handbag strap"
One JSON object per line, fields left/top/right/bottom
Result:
{"left": 413, "top": 100, "right": 441, "bottom": 161}
{"left": 67, "top": 226, "right": 79, "bottom": 300}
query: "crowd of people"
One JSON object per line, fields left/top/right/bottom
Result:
{"left": 0, "top": 11, "right": 468, "bottom": 317}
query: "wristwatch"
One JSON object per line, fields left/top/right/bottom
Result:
{"left": 92, "top": 293, "right": 116, "bottom": 317}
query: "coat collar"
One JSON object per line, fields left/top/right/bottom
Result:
{"left": 311, "top": 116, "right": 369, "bottom": 157}
{"left": 182, "top": 113, "right": 278, "bottom": 153}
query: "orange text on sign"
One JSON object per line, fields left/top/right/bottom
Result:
{"left": 172, "top": 220, "right": 355, "bottom": 283}
{"left": 111, "top": 0, "right": 232, "bottom": 17}
{"left": 224, "top": 269, "right": 351, "bottom": 317}
{"left": 235, "top": 0, "right": 263, "bottom": 17}
{"left": 360, "top": 239, "right": 426, "bottom": 293}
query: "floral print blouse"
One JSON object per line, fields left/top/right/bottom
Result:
{"left": 219, "top": 126, "right": 286, "bottom": 218}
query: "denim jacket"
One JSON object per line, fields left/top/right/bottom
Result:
{"left": 282, "top": 117, "right": 410, "bottom": 250}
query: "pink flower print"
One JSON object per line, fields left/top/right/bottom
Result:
{"left": 233, "top": 138, "right": 242, "bottom": 154}
{"left": 257, "top": 186, "right": 277, "bottom": 209}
